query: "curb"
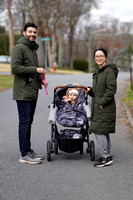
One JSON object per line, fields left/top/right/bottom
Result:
{"left": 48, "top": 68, "right": 85, "bottom": 74}
{"left": 124, "top": 103, "right": 133, "bottom": 127}
{"left": 121, "top": 81, "right": 133, "bottom": 128}
{"left": 122, "top": 97, "right": 133, "bottom": 127}
{"left": 127, "top": 109, "right": 133, "bottom": 127}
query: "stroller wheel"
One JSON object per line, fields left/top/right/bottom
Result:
{"left": 54, "top": 141, "right": 58, "bottom": 154}
{"left": 90, "top": 140, "right": 95, "bottom": 161}
{"left": 47, "top": 140, "right": 51, "bottom": 161}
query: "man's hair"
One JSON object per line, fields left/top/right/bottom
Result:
{"left": 94, "top": 47, "right": 108, "bottom": 57}
{"left": 23, "top": 23, "right": 37, "bottom": 31}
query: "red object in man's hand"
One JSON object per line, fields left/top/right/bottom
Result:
{"left": 43, "top": 75, "right": 48, "bottom": 95}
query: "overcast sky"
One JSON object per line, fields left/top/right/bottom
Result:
{"left": 91, "top": 0, "right": 133, "bottom": 23}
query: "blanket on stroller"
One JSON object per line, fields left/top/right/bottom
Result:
{"left": 55, "top": 88, "right": 87, "bottom": 127}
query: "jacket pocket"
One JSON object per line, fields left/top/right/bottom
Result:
{"left": 22, "top": 82, "right": 38, "bottom": 100}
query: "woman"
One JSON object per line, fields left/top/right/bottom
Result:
{"left": 88, "top": 47, "right": 118, "bottom": 167}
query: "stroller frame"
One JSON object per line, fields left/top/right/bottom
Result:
{"left": 47, "top": 84, "right": 95, "bottom": 161}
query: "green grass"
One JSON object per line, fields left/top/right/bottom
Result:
{"left": 0, "top": 75, "right": 13, "bottom": 90}
{"left": 57, "top": 67, "right": 71, "bottom": 71}
{"left": 122, "top": 84, "right": 133, "bottom": 106}
{"left": 57, "top": 67, "right": 82, "bottom": 71}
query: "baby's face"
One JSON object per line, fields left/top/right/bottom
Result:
{"left": 69, "top": 93, "right": 77, "bottom": 100}
{"left": 68, "top": 93, "right": 77, "bottom": 105}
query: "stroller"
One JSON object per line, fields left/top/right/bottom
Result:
{"left": 47, "top": 84, "right": 95, "bottom": 161}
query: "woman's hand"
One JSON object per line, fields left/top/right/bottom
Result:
{"left": 87, "top": 87, "right": 91, "bottom": 93}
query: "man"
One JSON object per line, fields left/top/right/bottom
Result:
{"left": 11, "top": 22, "right": 48, "bottom": 164}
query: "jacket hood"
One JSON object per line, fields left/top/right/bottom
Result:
{"left": 106, "top": 63, "right": 118, "bottom": 78}
{"left": 98, "top": 63, "right": 118, "bottom": 78}
{"left": 16, "top": 36, "right": 39, "bottom": 50}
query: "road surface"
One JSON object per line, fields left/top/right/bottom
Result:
{"left": 0, "top": 72, "right": 133, "bottom": 200}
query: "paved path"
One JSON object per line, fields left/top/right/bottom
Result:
{"left": 0, "top": 72, "right": 133, "bottom": 200}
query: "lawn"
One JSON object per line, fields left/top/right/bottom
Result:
{"left": 0, "top": 63, "right": 11, "bottom": 72}
{"left": 0, "top": 75, "right": 13, "bottom": 90}
{"left": 122, "top": 84, "right": 133, "bottom": 118}
{"left": 122, "top": 85, "right": 133, "bottom": 106}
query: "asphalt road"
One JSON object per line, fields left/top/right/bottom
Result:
{"left": 0, "top": 72, "right": 133, "bottom": 200}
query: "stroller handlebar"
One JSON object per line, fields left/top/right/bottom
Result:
{"left": 54, "top": 84, "right": 88, "bottom": 93}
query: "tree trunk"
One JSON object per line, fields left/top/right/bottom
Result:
{"left": 7, "top": 0, "right": 14, "bottom": 56}
{"left": 51, "top": 34, "right": 57, "bottom": 68}
{"left": 68, "top": 24, "right": 74, "bottom": 70}
{"left": 58, "top": 30, "right": 63, "bottom": 67}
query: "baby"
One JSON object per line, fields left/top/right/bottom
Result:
{"left": 62, "top": 88, "right": 79, "bottom": 106}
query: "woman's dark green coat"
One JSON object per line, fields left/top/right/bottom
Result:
{"left": 88, "top": 63, "right": 118, "bottom": 134}
{"left": 11, "top": 36, "right": 43, "bottom": 101}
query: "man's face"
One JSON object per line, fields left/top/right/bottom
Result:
{"left": 23, "top": 27, "right": 37, "bottom": 41}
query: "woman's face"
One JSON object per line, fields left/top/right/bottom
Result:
{"left": 95, "top": 50, "right": 106, "bottom": 68}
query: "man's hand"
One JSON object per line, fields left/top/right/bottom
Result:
{"left": 37, "top": 68, "right": 46, "bottom": 75}
{"left": 43, "top": 79, "right": 48, "bottom": 87}
{"left": 100, "top": 105, "right": 103, "bottom": 110}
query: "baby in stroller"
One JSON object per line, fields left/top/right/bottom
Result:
{"left": 55, "top": 84, "right": 88, "bottom": 127}
{"left": 48, "top": 83, "right": 91, "bottom": 126}
{"left": 47, "top": 84, "right": 94, "bottom": 161}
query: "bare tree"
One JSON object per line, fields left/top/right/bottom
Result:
{"left": 7, "top": 0, "right": 14, "bottom": 55}
{"left": 2, "top": 0, "right": 100, "bottom": 69}
{"left": 90, "top": 17, "right": 123, "bottom": 64}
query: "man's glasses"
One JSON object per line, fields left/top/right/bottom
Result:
{"left": 95, "top": 55, "right": 105, "bottom": 58}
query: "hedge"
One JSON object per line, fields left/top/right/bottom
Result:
{"left": 0, "top": 34, "right": 21, "bottom": 55}
{"left": 73, "top": 59, "right": 88, "bottom": 72}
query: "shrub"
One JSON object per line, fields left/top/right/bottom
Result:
{"left": 73, "top": 59, "right": 88, "bottom": 72}
{"left": 0, "top": 34, "right": 21, "bottom": 55}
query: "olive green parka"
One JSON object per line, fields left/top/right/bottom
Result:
{"left": 88, "top": 63, "right": 118, "bottom": 134}
{"left": 11, "top": 36, "right": 43, "bottom": 101}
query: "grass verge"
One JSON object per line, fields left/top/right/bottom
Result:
{"left": 48, "top": 67, "right": 85, "bottom": 74}
{"left": 122, "top": 84, "right": 133, "bottom": 118}
{"left": 0, "top": 75, "right": 13, "bottom": 90}
{"left": 122, "top": 85, "right": 133, "bottom": 106}
{"left": 0, "top": 63, "right": 11, "bottom": 72}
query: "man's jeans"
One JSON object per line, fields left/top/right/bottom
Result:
{"left": 16, "top": 100, "right": 37, "bottom": 157}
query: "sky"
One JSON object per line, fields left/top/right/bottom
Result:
{"left": 91, "top": 0, "right": 133, "bottom": 23}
